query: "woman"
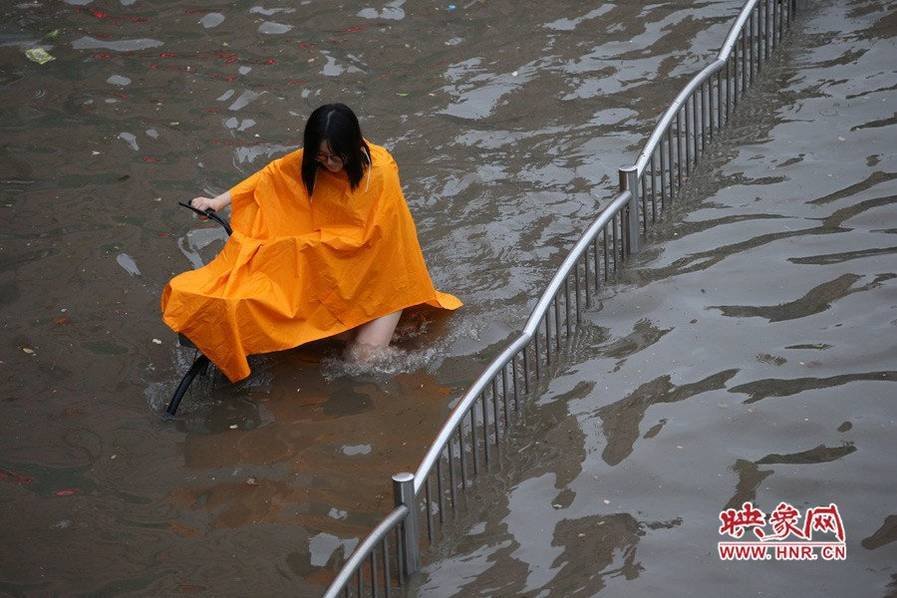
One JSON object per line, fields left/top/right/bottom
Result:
{"left": 161, "top": 103, "right": 461, "bottom": 382}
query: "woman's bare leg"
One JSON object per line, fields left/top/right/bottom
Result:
{"left": 347, "top": 310, "right": 402, "bottom": 360}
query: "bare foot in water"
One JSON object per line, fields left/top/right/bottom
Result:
{"left": 345, "top": 310, "right": 402, "bottom": 362}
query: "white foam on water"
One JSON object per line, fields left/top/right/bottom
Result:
{"left": 321, "top": 345, "right": 440, "bottom": 380}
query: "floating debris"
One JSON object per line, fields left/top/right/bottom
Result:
{"left": 116, "top": 252, "right": 141, "bottom": 276}
{"left": 25, "top": 48, "right": 55, "bottom": 64}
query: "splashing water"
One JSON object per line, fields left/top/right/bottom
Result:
{"left": 321, "top": 344, "right": 440, "bottom": 380}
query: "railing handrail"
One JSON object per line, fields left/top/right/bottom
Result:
{"left": 412, "top": 189, "right": 632, "bottom": 493}
{"left": 321, "top": 504, "right": 408, "bottom": 598}
{"left": 632, "top": 0, "right": 761, "bottom": 175}
{"left": 632, "top": 62, "right": 721, "bottom": 175}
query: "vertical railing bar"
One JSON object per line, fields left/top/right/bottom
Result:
{"left": 759, "top": 0, "right": 765, "bottom": 64}
{"left": 436, "top": 456, "right": 444, "bottom": 526}
{"left": 491, "top": 377, "right": 500, "bottom": 445}
{"left": 676, "top": 110, "right": 683, "bottom": 189}
{"left": 715, "top": 69, "right": 723, "bottom": 131}
{"left": 382, "top": 536, "right": 390, "bottom": 598}
{"left": 649, "top": 153, "right": 657, "bottom": 222}
{"left": 751, "top": 8, "right": 757, "bottom": 83}
{"left": 512, "top": 351, "right": 520, "bottom": 410}
{"left": 603, "top": 225, "right": 609, "bottom": 280}
{"left": 469, "top": 406, "right": 478, "bottom": 476}
{"left": 447, "top": 437, "right": 456, "bottom": 512}
{"left": 611, "top": 215, "right": 618, "bottom": 273}
{"left": 666, "top": 125, "right": 674, "bottom": 201}
{"left": 574, "top": 258, "right": 581, "bottom": 324}
{"left": 565, "top": 276, "right": 572, "bottom": 336}
{"left": 656, "top": 137, "right": 667, "bottom": 211}
{"left": 741, "top": 24, "right": 747, "bottom": 94}
{"left": 481, "top": 391, "right": 490, "bottom": 464}
{"left": 545, "top": 312, "right": 551, "bottom": 366}
{"left": 523, "top": 341, "right": 532, "bottom": 395}
{"left": 501, "top": 366, "right": 510, "bottom": 428}
{"left": 554, "top": 295, "right": 561, "bottom": 351}
{"left": 592, "top": 236, "right": 600, "bottom": 291}
{"left": 734, "top": 42, "right": 739, "bottom": 106}
{"left": 533, "top": 326, "right": 540, "bottom": 381}
{"left": 640, "top": 169, "right": 648, "bottom": 233}
{"left": 371, "top": 549, "right": 378, "bottom": 598}
{"left": 695, "top": 86, "right": 701, "bottom": 160}
{"left": 395, "top": 526, "right": 404, "bottom": 586}
{"left": 772, "top": 0, "right": 779, "bottom": 50}
{"left": 458, "top": 426, "right": 467, "bottom": 492}
{"left": 692, "top": 86, "right": 699, "bottom": 162}
{"left": 700, "top": 80, "right": 706, "bottom": 153}
{"left": 685, "top": 95, "right": 692, "bottom": 174}
{"left": 424, "top": 476, "right": 432, "bottom": 544}
{"left": 583, "top": 237, "right": 592, "bottom": 306}
{"left": 725, "top": 54, "right": 732, "bottom": 119}
{"left": 620, "top": 212, "right": 626, "bottom": 263}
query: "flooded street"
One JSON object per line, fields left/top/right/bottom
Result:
{"left": 1, "top": 0, "right": 894, "bottom": 596}
{"left": 416, "top": 0, "right": 897, "bottom": 596}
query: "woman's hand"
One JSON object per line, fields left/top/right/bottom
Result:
{"left": 190, "top": 196, "right": 220, "bottom": 212}
{"left": 190, "top": 191, "right": 232, "bottom": 213}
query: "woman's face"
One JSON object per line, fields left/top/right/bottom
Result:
{"left": 316, "top": 140, "right": 345, "bottom": 173}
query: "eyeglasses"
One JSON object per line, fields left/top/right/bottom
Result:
{"left": 316, "top": 151, "right": 345, "bottom": 165}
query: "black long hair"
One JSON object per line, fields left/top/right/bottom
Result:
{"left": 301, "top": 103, "right": 371, "bottom": 197}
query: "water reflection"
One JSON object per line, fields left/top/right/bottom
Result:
{"left": 415, "top": 1, "right": 897, "bottom": 596}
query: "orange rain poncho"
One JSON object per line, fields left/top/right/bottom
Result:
{"left": 161, "top": 143, "right": 461, "bottom": 382}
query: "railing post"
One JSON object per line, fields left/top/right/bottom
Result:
{"left": 393, "top": 472, "right": 421, "bottom": 576}
{"left": 619, "top": 166, "right": 641, "bottom": 255}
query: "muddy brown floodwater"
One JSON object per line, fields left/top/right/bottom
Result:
{"left": 0, "top": 0, "right": 894, "bottom": 596}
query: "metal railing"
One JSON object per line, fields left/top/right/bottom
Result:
{"left": 324, "top": 0, "right": 801, "bottom": 595}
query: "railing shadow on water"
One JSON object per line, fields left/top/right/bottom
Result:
{"left": 324, "top": 0, "right": 803, "bottom": 595}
